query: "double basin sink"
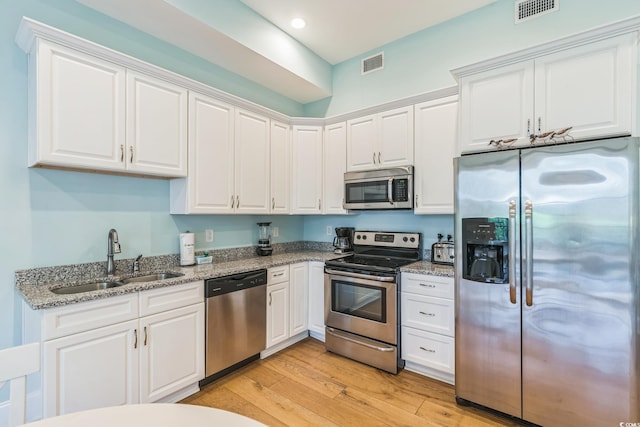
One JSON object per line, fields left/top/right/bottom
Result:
{"left": 51, "top": 272, "right": 184, "bottom": 295}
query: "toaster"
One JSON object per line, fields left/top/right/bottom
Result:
{"left": 431, "top": 234, "right": 454, "bottom": 266}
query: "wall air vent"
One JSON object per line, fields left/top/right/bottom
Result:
{"left": 515, "top": 0, "right": 559, "bottom": 23}
{"left": 362, "top": 52, "right": 384, "bottom": 75}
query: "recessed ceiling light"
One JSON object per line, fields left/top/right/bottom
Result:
{"left": 290, "top": 18, "right": 306, "bottom": 29}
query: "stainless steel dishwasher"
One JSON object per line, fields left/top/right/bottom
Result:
{"left": 201, "top": 269, "right": 267, "bottom": 385}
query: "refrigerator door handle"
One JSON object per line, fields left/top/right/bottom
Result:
{"left": 525, "top": 199, "right": 534, "bottom": 306}
{"left": 508, "top": 200, "right": 517, "bottom": 304}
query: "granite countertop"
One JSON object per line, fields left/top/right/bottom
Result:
{"left": 17, "top": 251, "right": 342, "bottom": 310}
{"left": 400, "top": 260, "right": 455, "bottom": 277}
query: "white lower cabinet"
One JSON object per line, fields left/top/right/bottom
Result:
{"left": 264, "top": 263, "right": 310, "bottom": 357}
{"left": 401, "top": 273, "right": 455, "bottom": 384}
{"left": 29, "top": 282, "right": 204, "bottom": 419}
{"left": 307, "top": 261, "right": 326, "bottom": 341}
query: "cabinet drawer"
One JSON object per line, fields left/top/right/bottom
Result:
{"left": 401, "top": 327, "right": 454, "bottom": 374}
{"left": 401, "top": 293, "right": 454, "bottom": 336}
{"left": 139, "top": 281, "right": 204, "bottom": 317}
{"left": 268, "top": 266, "right": 289, "bottom": 285}
{"left": 402, "top": 273, "right": 454, "bottom": 299}
{"left": 43, "top": 293, "right": 138, "bottom": 340}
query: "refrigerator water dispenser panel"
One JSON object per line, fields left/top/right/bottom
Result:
{"left": 462, "top": 218, "right": 509, "bottom": 284}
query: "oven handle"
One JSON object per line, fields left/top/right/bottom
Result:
{"left": 324, "top": 268, "right": 396, "bottom": 282}
{"left": 326, "top": 328, "right": 394, "bottom": 352}
{"left": 388, "top": 177, "right": 394, "bottom": 205}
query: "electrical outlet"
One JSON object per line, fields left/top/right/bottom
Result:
{"left": 205, "top": 229, "right": 214, "bottom": 242}
{"left": 326, "top": 226, "right": 332, "bottom": 236}
{"left": 272, "top": 227, "right": 279, "bottom": 237}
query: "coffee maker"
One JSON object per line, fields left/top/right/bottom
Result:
{"left": 461, "top": 218, "right": 509, "bottom": 283}
{"left": 333, "top": 227, "right": 354, "bottom": 254}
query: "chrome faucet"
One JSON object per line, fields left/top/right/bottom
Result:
{"left": 107, "top": 229, "right": 121, "bottom": 276}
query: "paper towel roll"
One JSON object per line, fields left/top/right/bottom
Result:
{"left": 179, "top": 232, "right": 195, "bottom": 266}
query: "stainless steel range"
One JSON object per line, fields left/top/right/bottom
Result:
{"left": 324, "top": 230, "right": 421, "bottom": 373}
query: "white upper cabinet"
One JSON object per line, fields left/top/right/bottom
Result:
{"left": 234, "top": 109, "right": 271, "bottom": 214}
{"left": 414, "top": 96, "right": 458, "bottom": 215}
{"left": 125, "top": 71, "right": 188, "bottom": 177}
{"left": 270, "top": 120, "right": 291, "bottom": 214}
{"left": 346, "top": 106, "right": 414, "bottom": 171}
{"left": 25, "top": 39, "right": 188, "bottom": 177}
{"left": 323, "top": 122, "right": 347, "bottom": 214}
{"left": 28, "top": 40, "right": 127, "bottom": 172}
{"left": 457, "top": 33, "right": 637, "bottom": 154}
{"left": 291, "top": 125, "right": 323, "bottom": 214}
{"left": 170, "top": 92, "right": 234, "bottom": 214}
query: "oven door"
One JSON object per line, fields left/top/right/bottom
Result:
{"left": 324, "top": 269, "right": 397, "bottom": 345}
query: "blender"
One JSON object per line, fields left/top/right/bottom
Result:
{"left": 256, "top": 222, "right": 273, "bottom": 256}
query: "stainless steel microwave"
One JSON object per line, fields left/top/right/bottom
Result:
{"left": 343, "top": 166, "right": 413, "bottom": 210}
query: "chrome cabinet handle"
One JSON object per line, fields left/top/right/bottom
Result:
{"left": 269, "top": 292, "right": 272, "bottom": 306}
{"left": 378, "top": 152, "right": 381, "bottom": 164}
{"left": 508, "top": 199, "right": 517, "bottom": 305}
{"left": 272, "top": 197, "right": 275, "bottom": 210}
{"left": 133, "top": 329, "right": 138, "bottom": 349}
{"left": 525, "top": 199, "right": 534, "bottom": 306}
{"left": 388, "top": 178, "right": 394, "bottom": 205}
{"left": 274, "top": 272, "right": 284, "bottom": 277}
{"left": 318, "top": 199, "right": 321, "bottom": 210}
{"left": 372, "top": 152, "right": 376, "bottom": 164}
{"left": 538, "top": 117, "right": 542, "bottom": 133}
{"left": 120, "top": 144, "right": 124, "bottom": 162}
{"left": 419, "top": 311, "right": 435, "bottom": 317}
{"left": 231, "top": 195, "right": 235, "bottom": 209}
{"left": 419, "top": 346, "right": 435, "bottom": 353}
{"left": 527, "top": 119, "right": 531, "bottom": 137}
{"left": 129, "top": 146, "right": 134, "bottom": 163}
{"left": 143, "top": 326, "right": 148, "bottom": 346}
{"left": 236, "top": 196, "right": 239, "bottom": 208}
{"left": 419, "top": 283, "right": 435, "bottom": 288}
{"left": 415, "top": 194, "right": 419, "bottom": 205}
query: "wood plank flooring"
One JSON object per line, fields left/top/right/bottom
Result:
{"left": 181, "top": 338, "right": 521, "bottom": 426}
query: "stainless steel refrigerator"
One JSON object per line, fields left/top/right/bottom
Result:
{"left": 454, "top": 137, "right": 639, "bottom": 426}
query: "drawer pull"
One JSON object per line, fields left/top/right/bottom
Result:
{"left": 273, "top": 272, "right": 284, "bottom": 277}
{"left": 420, "top": 346, "right": 435, "bottom": 353}
{"left": 419, "top": 311, "right": 435, "bottom": 317}
{"left": 419, "top": 283, "right": 436, "bottom": 288}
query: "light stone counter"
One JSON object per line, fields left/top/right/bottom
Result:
{"left": 401, "top": 260, "right": 455, "bottom": 277}
{"left": 17, "top": 249, "right": 342, "bottom": 310}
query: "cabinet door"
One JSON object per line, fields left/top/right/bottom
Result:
{"left": 289, "top": 263, "right": 309, "bottom": 336}
{"left": 291, "top": 126, "right": 323, "bottom": 214}
{"left": 534, "top": 34, "right": 635, "bottom": 142}
{"left": 270, "top": 120, "right": 291, "bottom": 214}
{"left": 32, "top": 40, "right": 126, "bottom": 171}
{"left": 266, "top": 282, "right": 289, "bottom": 348}
{"left": 378, "top": 106, "right": 414, "bottom": 167}
{"left": 235, "top": 109, "right": 270, "bottom": 213}
{"left": 170, "top": 92, "right": 234, "bottom": 214}
{"left": 307, "top": 261, "right": 326, "bottom": 341}
{"left": 459, "top": 62, "right": 534, "bottom": 153}
{"left": 323, "top": 122, "right": 347, "bottom": 214}
{"left": 43, "top": 320, "right": 138, "bottom": 417}
{"left": 346, "top": 115, "right": 377, "bottom": 171}
{"left": 414, "top": 96, "right": 458, "bottom": 214}
{"left": 139, "top": 303, "right": 204, "bottom": 403}
{"left": 126, "top": 71, "right": 187, "bottom": 177}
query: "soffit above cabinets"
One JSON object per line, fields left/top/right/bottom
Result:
{"left": 74, "top": 0, "right": 495, "bottom": 104}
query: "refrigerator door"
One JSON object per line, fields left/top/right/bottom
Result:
{"left": 520, "top": 138, "right": 639, "bottom": 426}
{"left": 454, "top": 150, "right": 522, "bottom": 417}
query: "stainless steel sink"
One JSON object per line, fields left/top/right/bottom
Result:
{"left": 121, "top": 272, "right": 184, "bottom": 284}
{"left": 51, "top": 281, "right": 125, "bottom": 295}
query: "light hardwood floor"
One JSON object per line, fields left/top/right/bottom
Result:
{"left": 182, "top": 338, "right": 521, "bottom": 426}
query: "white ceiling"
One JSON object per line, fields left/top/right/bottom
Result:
{"left": 75, "top": 0, "right": 496, "bottom": 103}
{"left": 239, "top": 0, "right": 496, "bottom": 64}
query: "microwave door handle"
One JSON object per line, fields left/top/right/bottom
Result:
{"left": 388, "top": 177, "right": 394, "bottom": 205}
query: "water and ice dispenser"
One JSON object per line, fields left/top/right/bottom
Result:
{"left": 462, "top": 218, "right": 509, "bottom": 283}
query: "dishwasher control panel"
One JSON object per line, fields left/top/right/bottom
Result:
{"left": 205, "top": 269, "right": 267, "bottom": 297}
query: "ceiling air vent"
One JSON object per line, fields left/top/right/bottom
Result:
{"left": 515, "top": 0, "right": 559, "bottom": 23}
{"left": 362, "top": 52, "right": 384, "bottom": 75}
